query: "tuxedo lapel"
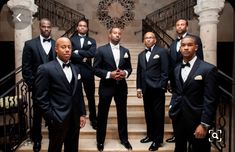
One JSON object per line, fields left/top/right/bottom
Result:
{"left": 54, "top": 60, "right": 71, "bottom": 89}
{"left": 175, "top": 66, "right": 183, "bottom": 91}
{"left": 118, "top": 47, "right": 125, "bottom": 67}
{"left": 107, "top": 44, "right": 117, "bottom": 69}
{"left": 36, "top": 37, "right": 48, "bottom": 63}
{"left": 141, "top": 52, "right": 147, "bottom": 69}
{"left": 183, "top": 59, "right": 201, "bottom": 89}
{"left": 70, "top": 64, "right": 78, "bottom": 96}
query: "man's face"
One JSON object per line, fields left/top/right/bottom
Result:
{"left": 77, "top": 21, "right": 88, "bottom": 35}
{"left": 109, "top": 28, "right": 122, "bottom": 45}
{"left": 56, "top": 38, "right": 72, "bottom": 63}
{"left": 180, "top": 37, "right": 198, "bottom": 61}
{"left": 143, "top": 32, "right": 157, "bottom": 48}
{"left": 175, "top": 19, "right": 188, "bottom": 35}
{"left": 40, "top": 20, "right": 52, "bottom": 38}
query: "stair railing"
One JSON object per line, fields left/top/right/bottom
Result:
{"left": 142, "top": 18, "right": 174, "bottom": 48}
{"left": 35, "top": 0, "right": 85, "bottom": 32}
{"left": 146, "top": 0, "right": 197, "bottom": 30}
{"left": 0, "top": 66, "right": 31, "bottom": 152}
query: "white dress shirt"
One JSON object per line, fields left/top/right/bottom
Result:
{"left": 176, "top": 32, "right": 187, "bottom": 52}
{"left": 57, "top": 57, "right": 72, "bottom": 83}
{"left": 40, "top": 35, "right": 52, "bottom": 55}
{"left": 181, "top": 56, "right": 197, "bottom": 82}
{"left": 78, "top": 34, "right": 86, "bottom": 48}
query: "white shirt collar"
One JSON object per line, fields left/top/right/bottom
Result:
{"left": 57, "top": 57, "right": 70, "bottom": 67}
{"left": 183, "top": 56, "right": 197, "bottom": 66}
{"left": 110, "top": 42, "right": 120, "bottom": 49}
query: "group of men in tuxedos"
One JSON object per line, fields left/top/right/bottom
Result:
{"left": 22, "top": 17, "right": 219, "bottom": 152}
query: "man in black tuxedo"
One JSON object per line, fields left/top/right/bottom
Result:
{"left": 22, "top": 18, "right": 56, "bottom": 152}
{"left": 169, "top": 35, "right": 218, "bottom": 152}
{"left": 136, "top": 32, "right": 168, "bottom": 151}
{"left": 70, "top": 18, "right": 97, "bottom": 130}
{"left": 93, "top": 27, "right": 132, "bottom": 151}
{"left": 166, "top": 18, "right": 204, "bottom": 143}
{"left": 35, "top": 37, "right": 86, "bottom": 152}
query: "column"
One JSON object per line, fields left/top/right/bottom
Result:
{"left": 194, "top": 0, "right": 225, "bottom": 65}
{"left": 7, "top": 0, "right": 37, "bottom": 80}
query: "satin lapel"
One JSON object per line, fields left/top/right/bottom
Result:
{"left": 36, "top": 37, "right": 47, "bottom": 63}
{"left": 175, "top": 66, "right": 183, "bottom": 91}
{"left": 107, "top": 44, "right": 117, "bottom": 69}
{"left": 51, "top": 40, "right": 56, "bottom": 58}
{"left": 118, "top": 47, "right": 125, "bottom": 67}
{"left": 70, "top": 64, "right": 78, "bottom": 96}
{"left": 74, "top": 35, "right": 81, "bottom": 49}
{"left": 183, "top": 58, "right": 201, "bottom": 89}
{"left": 54, "top": 60, "right": 71, "bottom": 89}
{"left": 141, "top": 52, "right": 147, "bottom": 69}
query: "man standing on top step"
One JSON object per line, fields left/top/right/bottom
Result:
{"left": 70, "top": 18, "right": 97, "bottom": 130}
{"left": 93, "top": 27, "right": 132, "bottom": 152}
{"left": 136, "top": 31, "right": 168, "bottom": 151}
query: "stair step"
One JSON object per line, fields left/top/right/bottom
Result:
{"left": 16, "top": 138, "right": 176, "bottom": 152}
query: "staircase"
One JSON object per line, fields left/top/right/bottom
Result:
{"left": 15, "top": 43, "right": 175, "bottom": 152}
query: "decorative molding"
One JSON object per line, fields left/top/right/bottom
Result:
{"left": 97, "top": 0, "right": 135, "bottom": 29}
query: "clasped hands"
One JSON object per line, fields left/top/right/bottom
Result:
{"left": 110, "top": 68, "right": 126, "bottom": 80}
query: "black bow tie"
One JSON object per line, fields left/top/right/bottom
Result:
{"left": 43, "top": 38, "right": 51, "bottom": 42}
{"left": 177, "top": 36, "right": 183, "bottom": 41}
{"left": 181, "top": 62, "right": 190, "bottom": 68}
{"left": 62, "top": 63, "right": 70, "bottom": 68}
{"left": 145, "top": 48, "right": 151, "bottom": 52}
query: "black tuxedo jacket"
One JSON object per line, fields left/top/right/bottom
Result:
{"left": 136, "top": 45, "right": 168, "bottom": 93}
{"left": 169, "top": 58, "right": 218, "bottom": 126}
{"left": 22, "top": 36, "right": 56, "bottom": 88}
{"left": 70, "top": 35, "right": 96, "bottom": 78}
{"left": 35, "top": 60, "right": 86, "bottom": 127}
{"left": 93, "top": 43, "right": 132, "bottom": 96}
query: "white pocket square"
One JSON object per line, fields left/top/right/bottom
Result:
{"left": 194, "top": 75, "right": 203, "bottom": 80}
{"left": 87, "top": 41, "right": 92, "bottom": 45}
{"left": 153, "top": 54, "right": 160, "bottom": 59}
{"left": 77, "top": 74, "right": 81, "bottom": 80}
{"left": 74, "top": 50, "right": 79, "bottom": 54}
{"left": 124, "top": 52, "right": 129, "bottom": 58}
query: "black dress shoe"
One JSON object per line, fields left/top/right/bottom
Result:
{"left": 140, "top": 136, "right": 152, "bottom": 143}
{"left": 91, "top": 120, "right": 97, "bottom": 130}
{"left": 121, "top": 140, "right": 132, "bottom": 150}
{"left": 33, "top": 141, "right": 41, "bottom": 152}
{"left": 97, "top": 143, "right": 104, "bottom": 151}
{"left": 165, "top": 135, "right": 175, "bottom": 143}
{"left": 149, "top": 142, "right": 160, "bottom": 151}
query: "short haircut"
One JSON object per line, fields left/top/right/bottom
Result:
{"left": 77, "top": 17, "right": 88, "bottom": 26}
{"left": 176, "top": 18, "right": 188, "bottom": 26}
{"left": 39, "top": 18, "right": 51, "bottom": 26}
{"left": 182, "top": 35, "right": 197, "bottom": 44}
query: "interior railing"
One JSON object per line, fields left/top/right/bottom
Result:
{"left": 0, "top": 66, "right": 31, "bottom": 152}
{"left": 213, "top": 70, "right": 234, "bottom": 152}
{"left": 142, "top": 18, "right": 174, "bottom": 48}
{"left": 146, "top": 0, "right": 197, "bottom": 30}
{"left": 35, "top": 0, "right": 85, "bottom": 37}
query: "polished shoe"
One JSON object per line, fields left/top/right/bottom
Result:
{"left": 90, "top": 120, "right": 97, "bottom": 130}
{"left": 149, "top": 142, "right": 160, "bottom": 151}
{"left": 165, "top": 135, "right": 175, "bottom": 143}
{"left": 121, "top": 140, "right": 132, "bottom": 150}
{"left": 97, "top": 143, "right": 104, "bottom": 152}
{"left": 140, "top": 136, "right": 152, "bottom": 143}
{"left": 33, "top": 141, "right": 41, "bottom": 152}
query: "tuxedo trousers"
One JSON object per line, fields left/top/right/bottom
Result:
{"left": 143, "top": 87, "right": 165, "bottom": 143}
{"left": 96, "top": 93, "right": 128, "bottom": 144}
